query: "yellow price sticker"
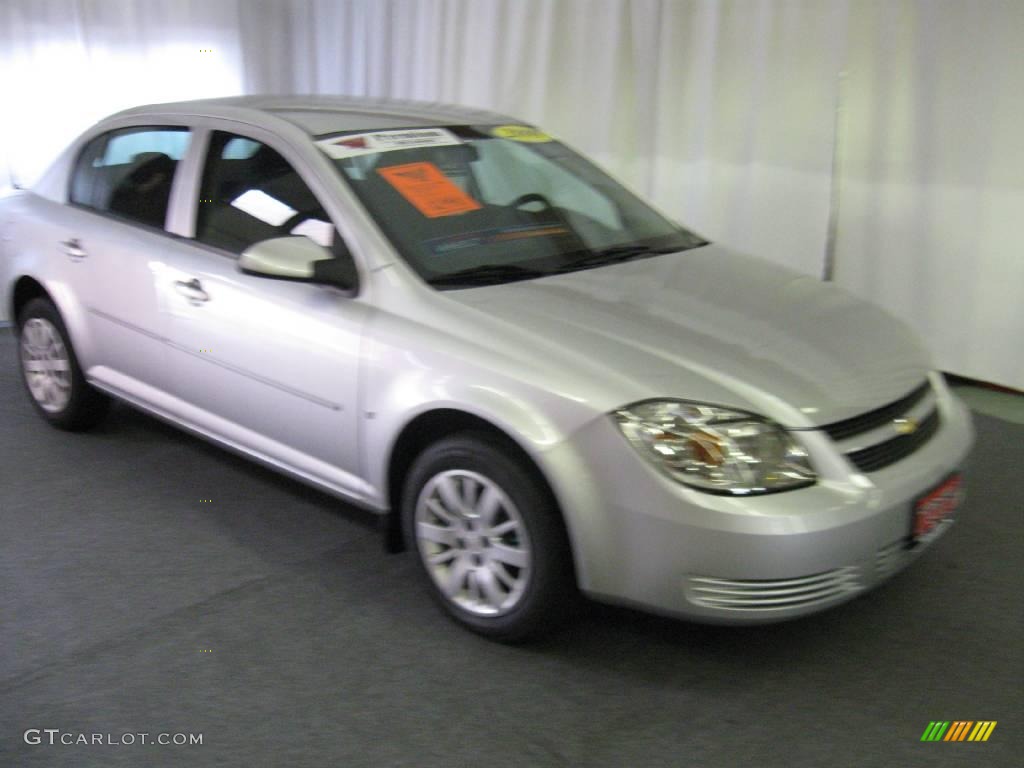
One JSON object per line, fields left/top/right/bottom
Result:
{"left": 491, "top": 125, "right": 553, "bottom": 143}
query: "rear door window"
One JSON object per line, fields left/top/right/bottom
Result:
{"left": 70, "top": 126, "right": 191, "bottom": 230}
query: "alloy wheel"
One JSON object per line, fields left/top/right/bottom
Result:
{"left": 414, "top": 469, "right": 532, "bottom": 617}
{"left": 20, "top": 317, "right": 72, "bottom": 413}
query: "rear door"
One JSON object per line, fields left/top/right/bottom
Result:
{"left": 66, "top": 125, "right": 192, "bottom": 398}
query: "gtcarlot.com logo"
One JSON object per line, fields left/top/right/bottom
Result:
{"left": 920, "top": 721, "right": 997, "bottom": 742}
{"left": 24, "top": 729, "right": 203, "bottom": 746}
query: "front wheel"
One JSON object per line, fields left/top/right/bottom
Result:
{"left": 402, "top": 432, "right": 577, "bottom": 642}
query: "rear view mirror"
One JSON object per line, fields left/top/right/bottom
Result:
{"left": 238, "top": 236, "right": 357, "bottom": 291}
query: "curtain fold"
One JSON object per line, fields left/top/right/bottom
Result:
{"left": 1, "top": 0, "right": 1020, "bottom": 388}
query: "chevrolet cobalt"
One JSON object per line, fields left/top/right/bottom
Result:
{"left": 0, "top": 96, "right": 974, "bottom": 640}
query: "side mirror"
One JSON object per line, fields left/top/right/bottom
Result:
{"left": 238, "top": 236, "right": 357, "bottom": 291}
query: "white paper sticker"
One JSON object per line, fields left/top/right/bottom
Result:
{"left": 316, "top": 128, "right": 463, "bottom": 159}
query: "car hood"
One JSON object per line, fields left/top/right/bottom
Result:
{"left": 441, "top": 244, "right": 932, "bottom": 427}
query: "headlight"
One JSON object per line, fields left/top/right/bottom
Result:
{"left": 613, "top": 400, "right": 816, "bottom": 495}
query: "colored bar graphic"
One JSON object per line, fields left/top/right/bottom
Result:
{"left": 921, "top": 720, "right": 996, "bottom": 742}
{"left": 944, "top": 721, "right": 972, "bottom": 741}
{"left": 968, "top": 722, "right": 997, "bottom": 742}
{"left": 921, "top": 721, "right": 950, "bottom": 741}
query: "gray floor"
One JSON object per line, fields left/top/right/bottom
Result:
{"left": 953, "top": 383, "right": 1024, "bottom": 425}
{"left": 1, "top": 327, "right": 1021, "bottom": 768}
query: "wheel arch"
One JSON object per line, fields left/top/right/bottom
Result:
{"left": 8, "top": 274, "right": 93, "bottom": 367}
{"left": 9, "top": 275, "right": 52, "bottom": 328}
{"left": 383, "top": 407, "right": 577, "bottom": 583}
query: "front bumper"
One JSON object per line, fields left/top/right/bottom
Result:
{"left": 543, "top": 376, "right": 975, "bottom": 623}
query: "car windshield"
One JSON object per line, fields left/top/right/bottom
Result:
{"left": 320, "top": 124, "right": 707, "bottom": 288}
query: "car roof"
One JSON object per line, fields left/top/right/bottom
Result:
{"left": 112, "top": 95, "right": 520, "bottom": 136}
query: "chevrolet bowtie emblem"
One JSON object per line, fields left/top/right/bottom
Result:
{"left": 893, "top": 417, "right": 918, "bottom": 435}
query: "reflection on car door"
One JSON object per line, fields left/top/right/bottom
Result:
{"left": 159, "top": 131, "right": 371, "bottom": 500}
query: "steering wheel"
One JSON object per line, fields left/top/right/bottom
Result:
{"left": 509, "top": 193, "right": 588, "bottom": 252}
{"left": 510, "top": 193, "right": 555, "bottom": 210}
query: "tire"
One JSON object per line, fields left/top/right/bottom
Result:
{"left": 16, "top": 297, "right": 110, "bottom": 430}
{"left": 402, "top": 431, "right": 577, "bottom": 642}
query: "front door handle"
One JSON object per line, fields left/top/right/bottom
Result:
{"left": 174, "top": 278, "right": 210, "bottom": 305}
{"left": 61, "top": 238, "right": 87, "bottom": 261}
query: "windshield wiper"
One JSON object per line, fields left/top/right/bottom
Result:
{"left": 427, "top": 238, "right": 710, "bottom": 288}
{"left": 428, "top": 263, "right": 550, "bottom": 288}
{"left": 556, "top": 242, "right": 700, "bottom": 272}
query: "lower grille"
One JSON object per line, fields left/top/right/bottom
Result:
{"left": 687, "top": 567, "right": 861, "bottom": 611}
{"left": 875, "top": 540, "right": 906, "bottom": 579}
{"left": 846, "top": 408, "right": 940, "bottom": 472}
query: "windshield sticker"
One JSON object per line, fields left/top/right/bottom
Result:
{"left": 316, "top": 128, "right": 463, "bottom": 159}
{"left": 377, "top": 162, "right": 483, "bottom": 218}
{"left": 491, "top": 125, "right": 553, "bottom": 143}
{"left": 427, "top": 224, "right": 570, "bottom": 254}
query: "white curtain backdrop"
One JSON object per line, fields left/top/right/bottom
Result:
{"left": 833, "top": 1, "right": 1023, "bottom": 393}
{"left": 1, "top": 0, "right": 1020, "bottom": 388}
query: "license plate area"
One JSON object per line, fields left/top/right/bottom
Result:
{"left": 910, "top": 472, "right": 963, "bottom": 545}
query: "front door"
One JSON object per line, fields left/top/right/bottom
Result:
{"left": 159, "top": 130, "right": 370, "bottom": 499}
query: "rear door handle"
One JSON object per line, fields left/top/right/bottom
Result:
{"left": 61, "top": 238, "right": 87, "bottom": 260}
{"left": 174, "top": 278, "right": 210, "bottom": 305}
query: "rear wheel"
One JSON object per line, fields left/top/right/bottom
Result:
{"left": 17, "top": 297, "right": 110, "bottom": 430}
{"left": 402, "top": 431, "right": 577, "bottom": 642}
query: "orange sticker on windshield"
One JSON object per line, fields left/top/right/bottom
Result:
{"left": 377, "top": 162, "right": 482, "bottom": 218}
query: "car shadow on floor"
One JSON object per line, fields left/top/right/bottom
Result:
{"left": 90, "top": 399, "right": 383, "bottom": 536}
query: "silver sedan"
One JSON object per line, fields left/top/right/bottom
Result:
{"left": 0, "top": 96, "right": 974, "bottom": 640}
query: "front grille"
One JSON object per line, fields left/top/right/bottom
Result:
{"left": 687, "top": 567, "right": 861, "bottom": 611}
{"left": 822, "top": 381, "right": 931, "bottom": 441}
{"left": 845, "top": 408, "right": 940, "bottom": 472}
{"left": 815, "top": 379, "right": 941, "bottom": 473}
